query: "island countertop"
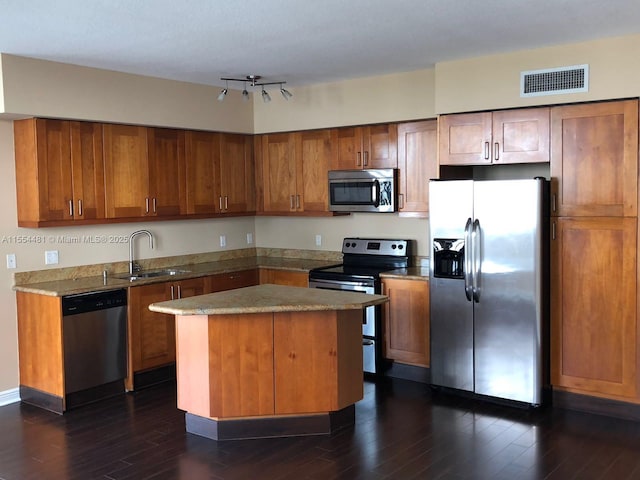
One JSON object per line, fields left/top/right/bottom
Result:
{"left": 148, "top": 283, "right": 388, "bottom": 316}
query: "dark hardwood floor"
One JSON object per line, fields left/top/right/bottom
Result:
{"left": 2, "top": 379, "right": 640, "bottom": 480}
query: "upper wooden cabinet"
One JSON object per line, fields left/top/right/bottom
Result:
{"left": 550, "top": 99, "right": 638, "bottom": 217}
{"left": 331, "top": 124, "right": 398, "bottom": 170}
{"left": 185, "top": 130, "right": 219, "bottom": 215}
{"left": 103, "top": 124, "right": 150, "bottom": 218}
{"left": 397, "top": 120, "right": 437, "bottom": 215}
{"left": 14, "top": 118, "right": 105, "bottom": 226}
{"left": 439, "top": 108, "right": 550, "bottom": 166}
{"left": 147, "top": 128, "right": 187, "bottom": 217}
{"left": 219, "top": 133, "right": 255, "bottom": 213}
{"left": 259, "top": 130, "right": 331, "bottom": 214}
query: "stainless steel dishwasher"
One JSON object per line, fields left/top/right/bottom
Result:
{"left": 62, "top": 288, "right": 128, "bottom": 408}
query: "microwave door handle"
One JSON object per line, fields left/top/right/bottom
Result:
{"left": 372, "top": 180, "right": 380, "bottom": 207}
{"left": 464, "top": 218, "right": 473, "bottom": 301}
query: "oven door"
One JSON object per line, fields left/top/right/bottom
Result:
{"left": 308, "top": 278, "right": 376, "bottom": 337}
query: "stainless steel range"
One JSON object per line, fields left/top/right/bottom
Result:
{"left": 308, "top": 238, "right": 412, "bottom": 374}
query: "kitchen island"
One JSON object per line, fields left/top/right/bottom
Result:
{"left": 149, "top": 283, "right": 388, "bottom": 440}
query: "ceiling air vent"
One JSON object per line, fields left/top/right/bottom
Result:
{"left": 520, "top": 64, "right": 589, "bottom": 97}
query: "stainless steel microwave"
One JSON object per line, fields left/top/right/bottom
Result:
{"left": 328, "top": 169, "right": 397, "bottom": 213}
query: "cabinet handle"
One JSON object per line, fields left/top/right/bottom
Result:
{"left": 551, "top": 194, "right": 557, "bottom": 213}
{"left": 356, "top": 152, "right": 362, "bottom": 167}
{"left": 219, "top": 196, "right": 223, "bottom": 210}
{"left": 484, "top": 142, "right": 490, "bottom": 160}
{"left": 170, "top": 285, "right": 175, "bottom": 300}
{"left": 225, "top": 196, "right": 229, "bottom": 210}
{"left": 290, "top": 195, "right": 295, "bottom": 210}
{"left": 398, "top": 193, "right": 405, "bottom": 210}
{"left": 145, "top": 197, "right": 150, "bottom": 214}
{"left": 177, "top": 285, "right": 182, "bottom": 299}
{"left": 296, "top": 195, "right": 301, "bottom": 209}
{"left": 69, "top": 200, "right": 74, "bottom": 217}
{"left": 363, "top": 151, "right": 369, "bottom": 166}
{"left": 152, "top": 197, "right": 157, "bottom": 213}
{"left": 77, "top": 199, "right": 83, "bottom": 217}
{"left": 552, "top": 221, "right": 556, "bottom": 240}
{"left": 494, "top": 142, "right": 499, "bottom": 161}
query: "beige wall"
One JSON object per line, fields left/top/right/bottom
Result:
{"left": 253, "top": 69, "right": 436, "bottom": 133}
{"left": 0, "top": 32, "right": 638, "bottom": 393}
{"left": 435, "top": 33, "right": 640, "bottom": 113}
{"left": 0, "top": 54, "right": 254, "bottom": 132}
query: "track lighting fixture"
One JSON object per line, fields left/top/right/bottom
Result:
{"left": 217, "top": 75, "right": 292, "bottom": 102}
{"left": 217, "top": 80, "right": 228, "bottom": 102}
{"left": 280, "top": 84, "right": 293, "bottom": 100}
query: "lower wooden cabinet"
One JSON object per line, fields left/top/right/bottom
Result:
{"left": 208, "top": 269, "right": 259, "bottom": 292}
{"left": 127, "top": 277, "right": 207, "bottom": 390}
{"left": 551, "top": 216, "right": 638, "bottom": 400}
{"left": 259, "top": 268, "right": 309, "bottom": 287}
{"left": 382, "top": 277, "right": 430, "bottom": 367}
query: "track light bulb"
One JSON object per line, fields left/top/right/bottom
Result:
{"left": 217, "top": 88, "right": 228, "bottom": 102}
{"left": 280, "top": 85, "right": 293, "bottom": 100}
{"left": 242, "top": 89, "right": 249, "bottom": 101}
{"left": 262, "top": 88, "right": 271, "bottom": 103}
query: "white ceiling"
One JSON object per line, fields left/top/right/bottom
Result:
{"left": 2, "top": 0, "right": 640, "bottom": 90}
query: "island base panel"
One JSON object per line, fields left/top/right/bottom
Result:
{"left": 185, "top": 405, "right": 355, "bottom": 441}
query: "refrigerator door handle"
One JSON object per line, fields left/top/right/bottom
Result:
{"left": 472, "top": 219, "right": 481, "bottom": 303}
{"left": 464, "top": 217, "right": 473, "bottom": 301}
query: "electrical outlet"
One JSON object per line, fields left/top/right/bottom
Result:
{"left": 45, "top": 250, "right": 59, "bottom": 265}
{"left": 246, "top": 233, "right": 253, "bottom": 245}
{"left": 315, "top": 234, "right": 322, "bottom": 246}
{"left": 6, "top": 254, "right": 16, "bottom": 269}
{"left": 219, "top": 235, "right": 226, "bottom": 247}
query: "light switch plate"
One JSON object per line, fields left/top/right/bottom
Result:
{"left": 219, "top": 235, "right": 226, "bottom": 247}
{"left": 315, "top": 234, "right": 322, "bottom": 246}
{"left": 6, "top": 254, "right": 16, "bottom": 269}
{"left": 246, "top": 233, "right": 253, "bottom": 245}
{"left": 45, "top": 250, "right": 59, "bottom": 265}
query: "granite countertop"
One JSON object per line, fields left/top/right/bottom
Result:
{"left": 380, "top": 267, "right": 429, "bottom": 281}
{"left": 13, "top": 256, "right": 341, "bottom": 297}
{"left": 148, "top": 283, "right": 388, "bottom": 316}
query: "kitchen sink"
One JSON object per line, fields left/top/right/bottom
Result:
{"left": 114, "top": 269, "right": 191, "bottom": 282}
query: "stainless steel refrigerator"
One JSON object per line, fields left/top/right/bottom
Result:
{"left": 428, "top": 178, "right": 548, "bottom": 405}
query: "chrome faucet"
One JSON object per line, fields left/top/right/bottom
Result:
{"left": 128, "top": 230, "right": 154, "bottom": 275}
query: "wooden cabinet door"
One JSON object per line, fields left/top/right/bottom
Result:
{"left": 208, "top": 270, "right": 259, "bottom": 293}
{"left": 14, "top": 118, "right": 73, "bottom": 222}
{"left": 383, "top": 278, "right": 430, "bottom": 367}
{"left": 439, "top": 112, "right": 492, "bottom": 166}
{"left": 69, "top": 121, "right": 105, "bottom": 220}
{"left": 331, "top": 125, "right": 397, "bottom": 169}
{"left": 259, "top": 268, "right": 309, "bottom": 287}
{"left": 147, "top": 128, "right": 186, "bottom": 217}
{"left": 397, "top": 120, "right": 437, "bottom": 215}
{"left": 173, "top": 277, "right": 207, "bottom": 299}
{"left": 331, "top": 127, "right": 363, "bottom": 169}
{"left": 185, "top": 131, "right": 219, "bottom": 214}
{"left": 128, "top": 283, "right": 175, "bottom": 379}
{"left": 295, "top": 129, "right": 332, "bottom": 212}
{"left": 492, "top": 108, "right": 549, "bottom": 164}
{"left": 550, "top": 100, "right": 638, "bottom": 217}
{"left": 551, "top": 217, "right": 637, "bottom": 399}
{"left": 363, "top": 124, "right": 398, "bottom": 169}
{"left": 261, "top": 133, "right": 297, "bottom": 212}
{"left": 103, "top": 124, "right": 150, "bottom": 218}
{"left": 219, "top": 133, "right": 255, "bottom": 213}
